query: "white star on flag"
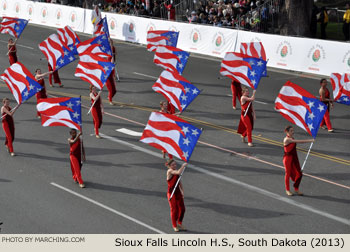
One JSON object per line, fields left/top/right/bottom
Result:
{"left": 308, "top": 113, "right": 315, "bottom": 120}
{"left": 181, "top": 94, "right": 187, "bottom": 100}
{"left": 101, "top": 46, "right": 105, "bottom": 51}
{"left": 69, "top": 56, "right": 74, "bottom": 61}
{"left": 257, "top": 61, "right": 263, "bottom": 66}
{"left": 192, "top": 129, "right": 199, "bottom": 136}
{"left": 184, "top": 87, "right": 190, "bottom": 93}
{"left": 23, "top": 91, "right": 29, "bottom": 97}
{"left": 181, "top": 104, "right": 186, "bottom": 109}
{"left": 183, "top": 151, "right": 189, "bottom": 159}
{"left": 192, "top": 89, "right": 199, "bottom": 95}
{"left": 29, "top": 84, "right": 34, "bottom": 90}
{"left": 178, "top": 63, "right": 183, "bottom": 69}
{"left": 317, "top": 104, "right": 325, "bottom": 112}
{"left": 178, "top": 55, "right": 183, "bottom": 59}
{"left": 172, "top": 33, "right": 177, "bottom": 37}
{"left": 15, "top": 26, "right": 19, "bottom": 31}
{"left": 252, "top": 79, "right": 256, "bottom": 86}
{"left": 66, "top": 102, "right": 73, "bottom": 109}
{"left": 59, "top": 59, "right": 65, "bottom": 64}
{"left": 104, "top": 66, "right": 110, "bottom": 72}
{"left": 182, "top": 126, "right": 189, "bottom": 135}
{"left": 308, "top": 101, "right": 314, "bottom": 108}
{"left": 72, "top": 111, "right": 79, "bottom": 118}
{"left": 76, "top": 100, "right": 81, "bottom": 105}
{"left": 249, "top": 60, "right": 255, "bottom": 66}
{"left": 97, "top": 40, "right": 102, "bottom": 44}
{"left": 36, "top": 88, "right": 41, "bottom": 92}
{"left": 308, "top": 123, "right": 314, "bottom": 131}
{"left": 69, "top": 46, "right": 74, "bottom": 51}
{"left": 64, "top": 51, "right": 69, "bottom": 56}
{"left": 250, "top": 70, "right": 256, "bottom": 77}
{"left": 183, "top": 138, "right": 190, "bottom": 145}
{"left": 343, "top": 97, "right": 349, "bottom": 101}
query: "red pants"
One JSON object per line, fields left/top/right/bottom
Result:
{"left": 283, "top": 156, "right": 303, "bottom": 191}
{"left": 241, "top": 115, "right": 253, "bottom": 143}
{"left": 9, "top": 55, "right": 17, "bottom": 65}
{"left": 2, "top": 122, "right": 14, "bottom": 153}
{"left": 70, "top": 155, "right": 84, "bottom": 184}
{"left": 231, "top": 83, "right": 242, "bottom": 108}
{"left": 167, "top": 192, "right": 185, "bottom": 228}
{"left": 320, "top": 110, "right": 332, "bottom": 130}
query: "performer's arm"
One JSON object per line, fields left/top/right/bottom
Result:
{"left": 68, "top": 131, "right": 82, "bottom": 144}
{"left": 1, "top": 104, "right": 20, "bottom": 116}
{"left": 36, "top": 71, "right": 53, "bottom": 79}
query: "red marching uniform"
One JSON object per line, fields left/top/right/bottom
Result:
{"left": 237, "top": 100, "right": 254, "bottom": 143}
{"left": 91, "top": 94, "right": 102, "bottom": 136}
{"left": 106, "top": 46, "right": 116, "bottom": 103}
{"left": 320, "top": 87, "right": 333, "bottom": 130}
{"left": 167, "top": 174, "right": 185, "bottom": 229}
{"left": 231, "top": 80, "right": 242, "bottom": 108}
{"left": 48, "top": 63, "right": 62, "bottom": 87}
{"left": 69, "top": 137, "right": 84, "bottom": 184}
{"left": 283, "top": 141, "right": 303, "bottom": 191}
{"left": 2, "top": 106, "right": 15, "bottom": 153}
{"left": 8, "top": 45, "right": 17, "bottom": 65}
{"left": 36, "top": 78, "right": 47, "bottom": 117}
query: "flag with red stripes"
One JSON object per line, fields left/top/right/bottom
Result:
{"left": 147, "top": 30, "right": 179, "bottom": 52}
{"left": 39, "top": 34, "right": 76, "bottom": 71}
{"left": 36, "top": 97, "right": 82, "bottom": 131}
{"left": 330, "top": 73, "right": 350, "bottom": 105}
{"left": 1, "top": 62, "right": 43, "bottom": 104}
{"left": 57, "top": 25, "right": 81, "bottom": 55}
{"left": 152, "top": 70, "right": 200, "bottom": 112}
{"left": 240, "top": 42, "right": 267, "bottom": 77}
{"left": 154, "top": 45, "right": 189, "bottom": 74}
{"left": 93, "top": 17, "right": 109, "bottom": 37}
{"left": 140, "top": 112, "right": 202, "bottom": 162}
{"left": 0, "top": 17, "right": 28, "bottom": 38}
{"left": 275, "top": 81, "right": 326, "bottom": 138}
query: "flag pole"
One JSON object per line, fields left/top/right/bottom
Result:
{"left": 169, "top": 165, "right": 187, "bottom": 200}
{"left": 301, "top": 142, "right": 314, "bottom": 171}
{"left": 244, "top": 101, "right": 252, "bottom": 117}
{"left": 1, "top": 104, "right": 20, "bottom": 119}
{"left": 87, "top": 90, "right": 102, "bottom": 115}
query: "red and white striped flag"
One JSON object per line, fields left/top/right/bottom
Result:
{"left": 240, "top": 42, "right": 266, "bottom": 61}
{"left": 57, "top": 25, "right": 81, "bottom": 54}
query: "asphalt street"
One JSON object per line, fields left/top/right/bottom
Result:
{"left": 0, "top": 24, "right": 349, "bottom": 234}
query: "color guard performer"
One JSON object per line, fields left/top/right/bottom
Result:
{"left": 48, "top": 63, "right": 63, "bottom": 88}
{"left": 237, "top": 88, "right": 256, "bottom": 147}
{"left": 106, "top": 39, "right": 117, "bottom": 105}
{"left": 160, "top": 100, "right": 173, "bottom": 159}
{"left": 1, "top": 98, "right": 20, "bottom": 156}
{"left": 7, "top": 38, "right": 17, "bottom": 65}
{"left": 283, "top": 126, "right": 314, "bottom": 196}
{"left": 35, "top": 68, "right": 52, "bottom": 118}
{"left": 166, "top": 159, "right": 186, "bottom": 232}
{"left": 68, "top": 129, "right": 85, "bottom": 188}
{"left": 319, "top": 78, "right": 334, "bottom": 132}
{"left": 90, "top": 85, "right": 103, "bottom": 139}
{"left": 231, "top": 80, "right": 242, "bottom": 110}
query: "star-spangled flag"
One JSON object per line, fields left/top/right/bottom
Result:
{"left": 36, "top": 97, "right": 82, "bottom": 131}
{"left": 1, "top": 62, "right": 43, "bottom": 104}
{"left": 140, "top": 112, "right": 202, "bottom": 162}
{"left": 275, "top": 81, "right": 327, "bottom": 138}
{"left": 75, "top": 34, "right": 114, "bottom": 89}
{"left": 93, "top": 17, "right": 109, "bottom": 38}
{"left": 147, "top": 30, "right": 179, "bottom": 52}
{"left": 220, "top": 52, "right": 266, "bottom": 89}
{"left": 57, "top": 25, "right": 81, "bottom": 55}
{"left": 0, "top": 17, "right": 28, "bottom": 38}
{"left": 154, "top": 45, "right": 189, "bottom": 75}
{"left": 39, "top": 33, "right": 76, "bottom": 71}
{"left": 240, "top": 42, "right": 267, "bottom": 77}
{"left": 330, "top": 73, "right": 350, "bottom": 105}
{"left": 152, "top": 70, "right": 200, "bottom": 112}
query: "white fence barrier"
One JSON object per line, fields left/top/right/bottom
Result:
{"left": 1, "top": 0, "right": 349, "bottom": 76}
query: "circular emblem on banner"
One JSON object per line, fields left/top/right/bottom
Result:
{"left": 347, "top": 58, "right": 350, "bottom": 67}
{"left": 129, "top": 23, "right": 134, "bottom": 33}
{"left": 193, "top": 32, "right": 199, "bottom": 43}
{"left": 55, "top": 9, "right": 62, "bottom": 20}
{"left": 15, "top": 2, "right": 20, "bottom": 13}
{"left": 312, "top": 49, "right": 321, "bottom": 62}
{"left": 169, "top": 25, "right": 178, "bottom": 32}
{"left": 147, "top": 22, "right": 156, "bottom": 32}
{"left": 27, "top": 4, "right": 33, "bottom": 16}
{"left": 70, "top": 11, "right": 76, "bottom": 23}
{"left": 110, "top": 20, "right": 116, "bottom": 30}
{"left": 215, "top": 36, "right": 222, "bottom": 47}
{"left": 3, "top": 1, "right": 7, "bottom": 11}
{"left": 41, "top": 7, "right": 48, "bottom": 18}
{"left": 280, "top": 45, "right": 288, "bottom": 57}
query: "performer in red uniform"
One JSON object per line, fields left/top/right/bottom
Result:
{"left": 106, "top": 39, "right": 117, "bottom": 105}
{"left": 237, "top": 88, "right": 256, "bottom": 147}
{"left": 1, "top": 98, "right": 20, "bottom": 156}
{"left": 231, "top": 80, "right": 242, "bottom": 110}
{"left": 90, "top": 85, "right": 103, "bottom": 139}
{"left": 35, "top": 69, "right": 52, "bottom": 118}
{"left": 283, "top": 126, "right": 314, "bottom": 196}
{"left": 160, "top": 100, "right": 174, "bottom": 159}
{"left": 47, "top": 63, "right": 63, "bottom": 88}
{"left": 68, "top": 129, "right": 86, "bottom": 188}
{"left": 7, "top": 38, "right": 18, "bottom": 65}
{"left": 319, "top": 78, "right": 334, "bottom": 132}
{"left": 166, "top": 159, "right": 187, "bottom": 232}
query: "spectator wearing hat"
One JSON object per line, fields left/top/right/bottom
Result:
{"left": 91, "top": 3, "right": 102, "bottom": 34}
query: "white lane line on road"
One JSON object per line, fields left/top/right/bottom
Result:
{"left": 50, "top": 182, "right": 165, "bottom": 234}
{"left": 0, "top": 40, "right": 34, "bottom": 49}
{"left": 100, "top": 132, "right": 350, "bottom": 227}
{"left": 133, "top": 72, "right": 158, "bottom": 79}
{"left": 116, "top": 128, "right": 143, "bottom": 136}
{"left": 254, "top": 100, "right": 268, "bottom": 105}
